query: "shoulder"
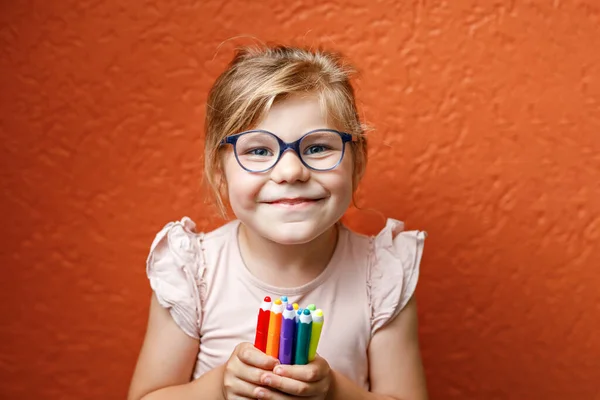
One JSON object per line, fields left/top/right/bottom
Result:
{"left": 148, "top": 216, "right": 238, "bottom": 260}
{"left": 344, "top": 218, "right": 427, "bottom": 337}
{"left": 145, "top": 217, "right": 239, "bottom": 339}
{"left": 342, "top": 218, "right": 427, "bottom": 267}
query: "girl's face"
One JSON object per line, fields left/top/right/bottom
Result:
{"left": 222, "top": 93, "right": 354, "bottom": 245}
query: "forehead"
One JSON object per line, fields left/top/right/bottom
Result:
{"left": 255, "top": 93, "right": 333, "bottom": 140}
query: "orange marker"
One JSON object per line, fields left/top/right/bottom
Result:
{"left": 265, "top": 299, "right": 284, "bottom": 358}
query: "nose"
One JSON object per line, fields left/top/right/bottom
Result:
{"left": 270, "top": 149, "right": 310, "bottom": 183}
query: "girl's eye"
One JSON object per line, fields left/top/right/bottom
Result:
{"left": 305, "top": 145, "right": 328, "bottom": 155}
{"left": 248, "top": 148, "right": 272, "bottom": 157}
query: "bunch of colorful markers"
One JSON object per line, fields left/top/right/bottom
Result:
{"left": 254, "top": 296, "right": 324, "bottom": 365}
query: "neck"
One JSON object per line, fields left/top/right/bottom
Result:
{"left": 238, "top": 223, "right": 339, "bottom": 288}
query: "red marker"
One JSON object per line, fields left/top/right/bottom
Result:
{"left": 254, "top": 296, "right": 272, "bottom": 352}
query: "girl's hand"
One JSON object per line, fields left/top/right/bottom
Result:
{"left": 259, "top": 355, "right": 332, "bottom": 399}
{"left": 222, "top": 342, "right": 281, "bottom": 400}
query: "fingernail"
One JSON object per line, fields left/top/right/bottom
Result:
{"left": 274, "top": 366, "right": 283, "bottom": 375}
{"left": 256, "top": 389, "right": 264, "bottom": 398}
{"left": 261, "top": 374, "right": 271, "bottom": 385}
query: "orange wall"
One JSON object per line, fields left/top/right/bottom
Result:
{"left": 1, "top": 1, "right": 599, "bottom": 399}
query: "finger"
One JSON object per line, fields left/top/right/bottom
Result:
{"left": 238, "top": 344, "right": 280, "bottom": 370}
{"left": 260, "top": 373, "right": 320, "bottom": 397}
{"left": 272, "top": 363, "right": 322, "bottom": 382}
{"left": 252, "top": 383, "right": 296, "bottom": 400}
{"left": 226, "top": 377, "right": 263, "bottom": 399}
{"left": 232, "top": 362, "right": 271, "bottom": 386}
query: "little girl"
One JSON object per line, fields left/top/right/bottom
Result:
{"left": 129, "top": 45, "right": 428, "bottom": 400}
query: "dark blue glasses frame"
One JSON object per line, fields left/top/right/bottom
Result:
{"left": 220, "top": 128, "right": 354, "bottom": 173}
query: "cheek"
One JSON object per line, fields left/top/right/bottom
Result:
{"left": 338, "top": 153, "right": 355, "bottom": 191}
{"left": 320, "top": 158, "right": 354, "bottom": 200}
{"left": 223, "top": 154, "right": 264, "bottom": 206}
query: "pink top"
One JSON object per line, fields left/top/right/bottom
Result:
{"left": 146, "top": 217, "right": 426, "bottom": 390}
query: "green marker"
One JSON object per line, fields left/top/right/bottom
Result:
{"left": 308, "top": 309, "right": 324, "bottom": 362}
{"left": 294, "top": 308, "right": 312, "bottom": 365}
{"left": 307, "top": 304, "right": 316, "bottom": 313}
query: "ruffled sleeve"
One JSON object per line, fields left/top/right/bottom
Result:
{"left": 368, "top": 218, "right": 427, "bottom": 336}
{"left": 146, "top": 217, "right": 204, "bottom": 339}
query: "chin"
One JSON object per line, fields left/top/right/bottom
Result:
{"left": 268, "top": 226, "right": 321, "bottom": 245}
{"left": 252, "top": 219, "right": 330, "bottom": 245}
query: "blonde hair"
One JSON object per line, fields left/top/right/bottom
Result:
{"left": 204, "top": 44, "right": 368, "bottom": 217}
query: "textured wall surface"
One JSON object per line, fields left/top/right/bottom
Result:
{"left": 1, "top": 1, "right": 599, "bottom": 399}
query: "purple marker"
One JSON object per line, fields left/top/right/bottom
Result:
{"left": 279, "top": 304, "right": 296, "bottom": 364}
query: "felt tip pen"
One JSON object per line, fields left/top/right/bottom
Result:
{"left": 294, "top": 308, "right": 313, "bottom": 365}
{"left": 293, "top": 307, "right": 303, "bottom": 363}
{"left": 292, "top": 303, "right": 299, "bottom": 311}
{"left": 295, "top": 308, "right": 303, "bottom": 324}
{"left": 281, "top": 296, "right": 289, "bottom": 308}
{"left": 265, "top": 299, "right": 284, "bottom": 358}
{"left": 279, "top": 304, "right": 296, "bottom": 364}
{"left": 308, "top": 309, "right": 324, "bottom": 362}
{"left": 306, "top": 304, "right": 316, "bottom": 314}
{"left": 254, "top": 296, "right": 272, "bottom": 352}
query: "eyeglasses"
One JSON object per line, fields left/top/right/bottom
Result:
{"left": 220, "top": 129, "right": 353, "bottom": 173}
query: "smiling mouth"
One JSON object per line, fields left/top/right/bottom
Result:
{"left": 265, "top": 198, "right": 323, "bottom": 206}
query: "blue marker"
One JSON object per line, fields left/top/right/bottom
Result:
{"left": 294, "top": 309, "right": 313, "bottom": 365}
{"left": 293, "top": 307, "right": 303, "bottom": 363}
{"left": 295, "top": 308, "right": 303, "bottom": 325}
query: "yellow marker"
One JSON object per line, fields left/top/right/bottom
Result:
{"left": 292, "top": 303, "right": 299, "bottom": 311}
{"left": 308, "top": 309, "right": 324, "bottom": 362}
{"left": 265, "top": 299, "right": 283, "bottom": 358}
